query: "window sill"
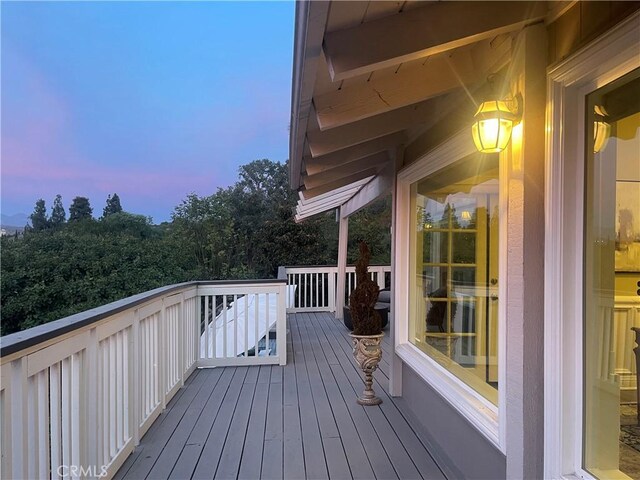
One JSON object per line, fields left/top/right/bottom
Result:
{"left": 395, "top": 342, "right": 502, "bottom": 452}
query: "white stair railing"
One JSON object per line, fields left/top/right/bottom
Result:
{"left": 0, "top": 278, "right": 287, "bottom": 480}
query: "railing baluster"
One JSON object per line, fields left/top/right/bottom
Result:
{"left": 144, "top": 320, "right": 150, "bottom": 419}
{"left": 211, "top": 296, "right": 217, "bottom": 360}
{"left": 109, "top": 337, "right": 116, "bottom": 459}
{"left": 50, "top": 363, "right": 61, "bottom": 480}
{"left": 132, "top": 309, "right": 140, "bottom": 447}
{"left": 223, "top": 295, "right": 228, "bottom": 359}
{"left": 244, "top": 295, "right": 249, "bottom": 358}
{"left": 38, "top": 370, "right": 50, "bottom": 479}
{"left": 102, "top": 342, "right": 109, "bottom": 466}
{"left": 27, "top": 375, "right": 37, "bottom": 479}
{"left": 123, "top": 329, "right": 130, "bottom": 444}
{"left": 233, "top": 295, "right": 238, "bottom": 358}
{"left": 254, "top": 294, "right": 259, "bottom": 357}
{"left": 266, "top": 293, "right": 270, "bottom": 356}
{"left": 153, "top": 315, "right": 159, "bottom": 407}
{"left": 61, "top": 358, "right": 70, "bottom": 475}
{"left": 70, "top": 353, "right": 80, "bottom": 477}
{"left": 116, "top": 331, "right": 123, "bottom": 453}
{"left": 204, "top": 297, "right": 209, "bottom": 360}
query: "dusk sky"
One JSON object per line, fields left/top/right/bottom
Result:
{"left": 2, "top": 1, "right": 294, "bottom": 223}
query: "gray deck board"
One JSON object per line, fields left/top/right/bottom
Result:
{"left": 282, "top": 340, "right": 306, "bottom": 480}
{"left": 261, "top": 381, "right": 283, "bottom": 480}
{"left": 215, "top": 382, "right": 257, "bottom": 479}
{"left": 238, "top": 370, "right": 270, "bottom": 480}
{"left": 305, "top": 316, "right": 375, "bottom": 480}
{"left": 148, "top": 368, "right": 224, "bottom": 478}
{"left": 312, "top": 314, "right": 426, "bottom": 479}
{"left": 118, "top": 312, "right": 447, "bottom": 480}
{"left": 169, "top": 368, "right": 237, "bottom": 479}
{"left": 117, "top": 370, "right": 211, "bottom": 480}
{"left": 191, "top": 367, "right": 248, "bottom": 479}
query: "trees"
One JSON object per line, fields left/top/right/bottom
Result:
{"left": 30, "top": 199, "right": 49, "bottom": 231}
{"left": 50, "top": 194, "right": 66, "bottom": 227}
{"left": 171, "top": 191, "right": 235, "bottom": 279}
{"left": 69, "top": 196, "right": 93, "bottom": 221}
{"left": 0, "top": 212, "right": 193, "bottom": 335}
{"left": 347, "top": 196, "right": 392, "bottom": 265}
{"left": 171, "top": 160, "right": 343, "bottom": 279}
{"left": 103, "top": 193, "right": 123, "bottom": 217}
{"left": 2, "top": 158, "right": 392, "bottom": 334}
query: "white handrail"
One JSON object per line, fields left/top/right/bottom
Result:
{"left": 0, "top": 279, "right": 287, "bottom": 480}
{"left": 284, "top": 265, "right": 391, "bottom": 313}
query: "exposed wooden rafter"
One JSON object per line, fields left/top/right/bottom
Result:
{"left": 305, "top": 131, "right": 406, "bottom": 175}
{"left": 307, "top": 93, "right": 455, "bottom": 157}
{"left": 323, "top": 1, "right": 546, "bottom": 81}
{"left": 315, "top": 37, "right": 512, "bottom": 130}
{"left": 303, "top": 151, "right": 389, "bottom": 190}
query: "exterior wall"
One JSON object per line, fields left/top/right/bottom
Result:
{"left": 548, "top": 1, "right": 640, "bottom": 65}
{"left": 390, "top": 4, "right": 639, "bottom": 479}
{"left": 503, "top": 23, "right": 547, "bottom": 479}
{"left": 399, "top": 364, "right": 506, "bottom": 480}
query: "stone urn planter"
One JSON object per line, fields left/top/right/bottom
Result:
{"left": 350, "top": 333, "right": 384, "bottom": 405}
{"left": 348, "top": 242, "right": 384, "bottom": 406}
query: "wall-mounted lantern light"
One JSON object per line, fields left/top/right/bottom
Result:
{"left": 593, "top": 105, "right": 611, "bottom": 153}
{"left": 471, "top": 97, "right": 519, "bottom": 153}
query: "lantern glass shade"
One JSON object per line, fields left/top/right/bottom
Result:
{"left": 471, "top": 100, "right": 516, "bottom": 153}
{"left": 593, "top": 106, "right": 611, "bottom": 153}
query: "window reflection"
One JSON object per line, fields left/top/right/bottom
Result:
{"left": 409, "top": 154, "right": 500, "bottom": 404}
{"left": 583, "top": 68, "right": 640, "bottom": 479}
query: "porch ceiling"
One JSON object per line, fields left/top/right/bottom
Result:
{"left": 289, "top": 0, "right": 555, "bottom": 220}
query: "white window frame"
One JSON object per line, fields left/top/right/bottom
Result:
{"left": 394, "top": 129, "right": 507, "bottom": 452}
{"left": 544, "top": 12, "right": 640, "bottom": 480}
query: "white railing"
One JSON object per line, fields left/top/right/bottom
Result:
{"left": 197, "top": 282, "right": 288, "bottom": 367}
{"left": 609, "top": 296, "right": 640, "bottom": 389}
{"left": 0, "top": 279, "right": 287, "bottom": 480}
{"left": 282, "top": 265, "right": 391, "bottom": 313}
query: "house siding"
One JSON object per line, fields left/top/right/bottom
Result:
{"left": 548, "top": 1, "right": 640, "bottom": 65}
{"left": 399, "top": 364, "right": 506, "bottom": 480}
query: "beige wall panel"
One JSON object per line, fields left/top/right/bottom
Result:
{"left": 548, "top": 1, "right": 640, "bottom": 64}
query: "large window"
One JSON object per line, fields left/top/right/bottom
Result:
{"left": 408, "top": 153, "right": 499, "bottom": 405}
{"left": 584, "top": 68, "right": 640, "bottom": 479}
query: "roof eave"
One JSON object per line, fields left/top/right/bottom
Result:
{"left": 289, "top": 1, "right": 329, "bottom": 191}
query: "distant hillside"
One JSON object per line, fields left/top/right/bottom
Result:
{"left": 1, "top": 213, "right": 30, "bottom": 230}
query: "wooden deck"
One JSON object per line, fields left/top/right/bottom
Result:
{"left": 114, "top": 312, "right": 446, "bottom": 480}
